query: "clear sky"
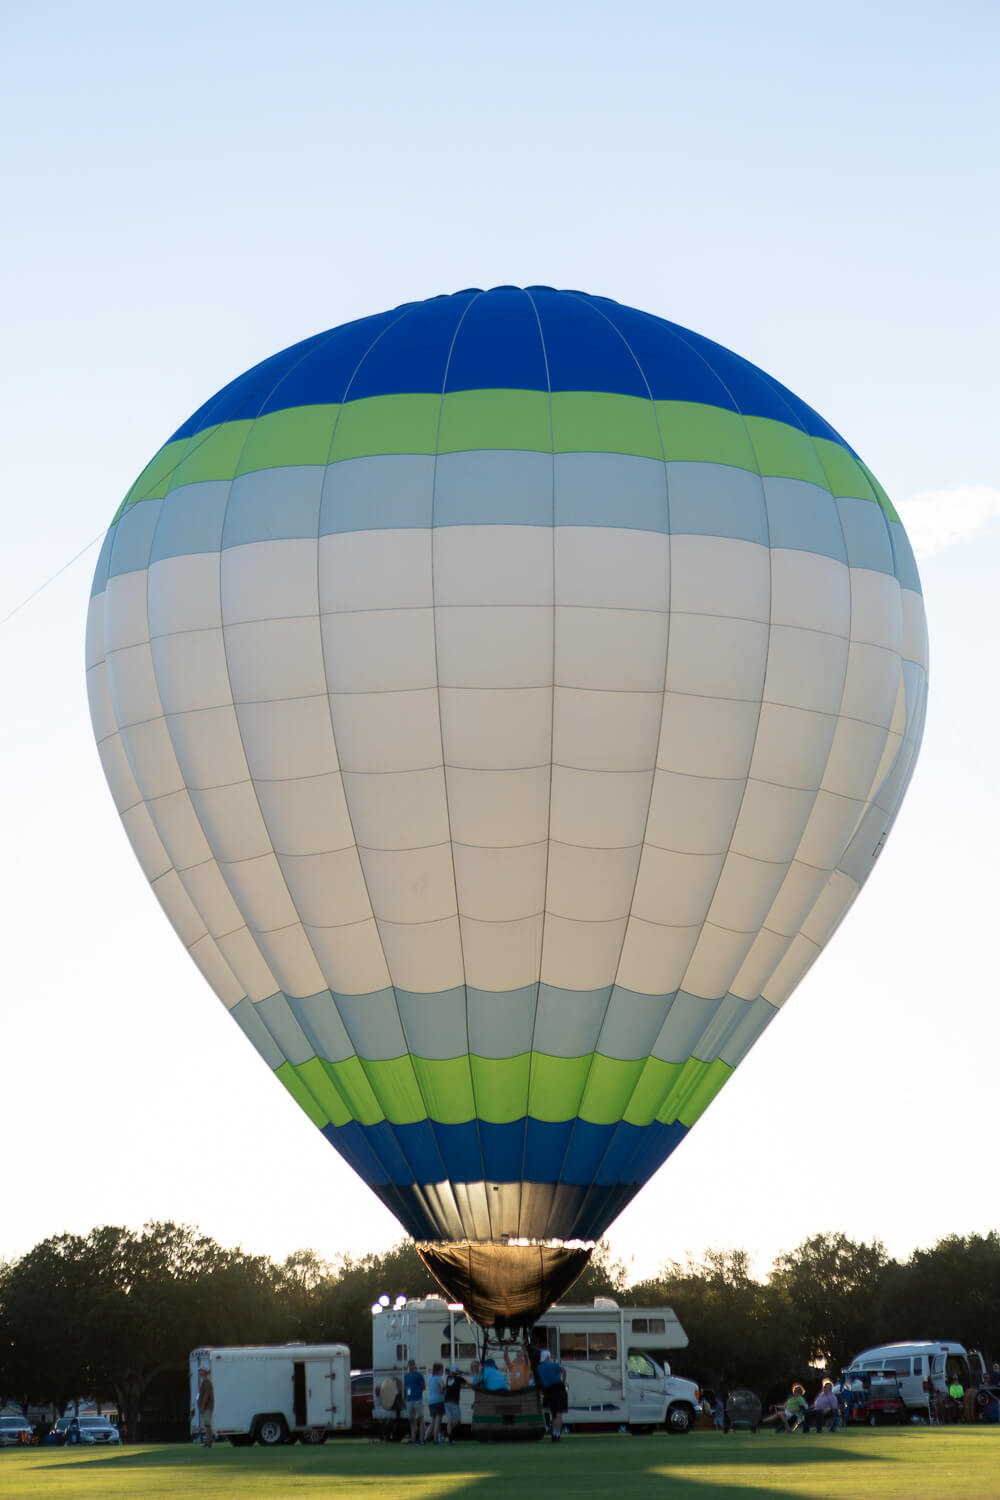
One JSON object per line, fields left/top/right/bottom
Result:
{"left": 2, "top": 0, "right": 998, "bottom": 1283}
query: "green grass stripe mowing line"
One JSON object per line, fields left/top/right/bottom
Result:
{"left": 5, "top": 1430, "right": 1000, "bottom": 1499}
{"left": 278, "top": 1051, "right": 732, "bottom": 1131}
{"left": 112, "top": 394, "right": 893, "bottom": 518}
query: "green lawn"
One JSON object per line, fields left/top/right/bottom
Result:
{"left": 4, "top": 1429, "right": 1000, "bottom": 1500}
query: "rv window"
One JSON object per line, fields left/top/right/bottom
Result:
{"left": 590, "top": 1332, "right": 617, "bottom": 1361}
{"left": 889, "top": 1358, "right": 910, "bottom": 1376}
{"left": 395, "top": 1344, "right": 408, "bottom": 1362}
{"left": 632, "top": 1317, "right": 665, "bottom": 1335}
{"left": 441, "top": 1342, "right": 477, "bottom": 1359}
{"left": 912, "top": 1357, "right": 922, "bottom": 1375}
{"left": 561, "top": 1333, "right": 588, "bottom": 1361}
{"left": 628, "top": 1353, "right": 657, "bottom": 1380}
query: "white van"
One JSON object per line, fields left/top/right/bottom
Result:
{"left": 189, "top": 1344, "right": 351, "bottom": 1445}
{"left": 371, "top": 1294, "right": 702, "bottom": 1434}
{"left": 844, "top": 1341, "right": 987, "bottom": 1418}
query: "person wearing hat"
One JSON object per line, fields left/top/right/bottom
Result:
{"left": 536, "top": 1349, "right": 568, "bottom": 1442}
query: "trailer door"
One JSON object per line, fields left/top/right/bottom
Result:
{"left": 292, "top": 1359, "right": 338, "bottom": 1429}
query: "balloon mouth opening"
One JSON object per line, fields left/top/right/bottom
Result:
{"left": 415, "top": 1240, "right": 594, "bottom": 1334}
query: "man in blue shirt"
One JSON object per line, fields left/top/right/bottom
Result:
{"left": 536, "top": 1350, "right": 568, "bottom": 1442}
{"left": 404, "top": 1360, "right": 426, "bottom": 1444}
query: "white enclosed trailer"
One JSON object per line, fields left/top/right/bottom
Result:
{"left": 189, "top": 1343, "right": 351, "bottom": 1445}
{"left": 370, "top": 1294, "right": 702, "bottom": 1434}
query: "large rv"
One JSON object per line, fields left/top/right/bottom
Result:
{"left": 370, "top": 1294, "right": 702, "bottom": 1434}
{"left": 189, "top": 1344, "right": 351, "bottom": 1445}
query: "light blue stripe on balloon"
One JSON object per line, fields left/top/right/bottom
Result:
{"left": 434, "top": 450, "right": 552, "bottom": 526}
{"left": 836, "top": 495, "right": 895, "bottom": 574}
{"left": 554, "top": 452, "right": 667, "bottom": 532}
{"left": 231, "top": 994, "right": 284, "bottom": 1069}
{"left": 466, "top": 984, "right": 538, "bottom": 1057}
{"left": 334, "top": 987, "right": 409, "bottom": 1061}
{"left": 148, "top": 480, "right": 230, "bottom": 562}
{"left": 287, "top": 990, "right": 355, "bottom": 1064}
{"left": 223, "top": 466, "right": 323, "bottom": 548}
{"left": 396, "top": 986, "right": 470, "bottom": 1059}
{"left": 888, "top": 519, "right": 922, "bottom": 593}
{"left": 763, "top": 476, "right": 848, "bottom": 562}
{"left": 254, "top": 991, "right": 314, "bottom": 1066}
{"left": 91, "top": 528, "right": 116, "bottom": 596}
{"left": 108, "top": 496, "right": 163, "bottom": 577}
{"left": 532, "top": 984, "right": 611, "bottom": 1057}
{"left": 666, "top": 461, "right": 768, "bottom": 544}
{"left": 320, "top": 454, "right": 435, "bottom": 533}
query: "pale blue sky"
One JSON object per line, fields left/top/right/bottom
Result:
{"left": 2, "top": 1, "right": 998, "bottom": 1278}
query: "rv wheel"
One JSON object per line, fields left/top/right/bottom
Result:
{"left": 666, "top": 1403, "right": 694, "bottom": 1434}
{"left": 256, "top": 1416, "right": 289, "bottom": 1446}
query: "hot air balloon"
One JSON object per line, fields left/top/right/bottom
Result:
{"left": 86, "top": 288, "right": 927, "bottom": 1328}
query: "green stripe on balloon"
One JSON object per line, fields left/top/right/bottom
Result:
{"left": 281, "top": 1049, "right": 737, "bottom": 1133}
{"left": 113, "top": 395, "right": 899, "bottom": 521}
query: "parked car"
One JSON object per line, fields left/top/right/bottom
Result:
{"left": 0, "top": 1415, "right": 34, "bottom": 1447}
{"left": 52, "top": 1415, "right": 121, "bottom": 1446}
{"left": 350, "top": 1371, "right": 375, "bottom": 1431}
{"left": 76, "top": 1416, "right": 122, "bottom": 1446}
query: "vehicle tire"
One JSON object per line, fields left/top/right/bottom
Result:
{"left": 666, "top": 1404, "right": 694, "bottom": 1435}
{"left": 255, "top": 1416, "right": 289, "bottom": 1446}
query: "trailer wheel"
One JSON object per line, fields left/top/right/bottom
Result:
{"left": 255, "top": 1415, "right": 289, "bottom": 1446}
{"left": 666, "top": 1403, "right": 694, "bottom": 1434}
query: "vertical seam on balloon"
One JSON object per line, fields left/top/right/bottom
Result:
{"left": 99, "top": 541, "right": 226, "bottom": 986}
{"left": 645, "top": 327, "right": 775, "bottom": 1058}
{"left": 170, "top": 315, "right": 406, "bottom": 1188}
{"left": 518, "top": 287, "right": 556, "bottom": 1242}
{"left": 136, "top": 326, "right": 355, "bottom": 1025}
{"left": 423, "top": 291, "right": 489, "bottom": 1237}
{"left": 110, "top": 490, "right": 253, "bottom": 1010}
{"left": 748, "top": 427, "right": 860, "bottom": 1006}
{"left": 544, "top": 291, "right": 674, "bottom": 1239}
{"left": 309, "top": 303, "right": 452, "bottom": 1189}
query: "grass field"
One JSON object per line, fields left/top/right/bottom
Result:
{"left": 4, "top": 1429, "right": 1000, "bottom": 1500}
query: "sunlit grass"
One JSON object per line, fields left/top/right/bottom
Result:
{"left": 3, "top": 1428, "right": 1000, "bottom": 1499}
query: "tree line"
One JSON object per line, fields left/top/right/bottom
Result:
{"left": 2, "top": 1223, "right": 999, "bottom": 1437}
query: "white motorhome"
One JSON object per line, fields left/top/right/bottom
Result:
{"left": 189, "top": 1344, "right": 351, "bottom": 1445}
{"left": 370, "top": 1294, "right": 702, "bottom": 1434}
{"left": 844, "top": 1341, "right": 987, "bottom": 1418}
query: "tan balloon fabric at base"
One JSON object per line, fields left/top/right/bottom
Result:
{"left": 416, "top": 1241, "right": 592, "bottom": 1328}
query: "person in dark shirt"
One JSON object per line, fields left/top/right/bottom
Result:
{"left": 536, "top": 1350, "right": 568, "bottom": 1442}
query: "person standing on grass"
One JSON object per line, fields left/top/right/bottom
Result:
{"left": 444, "top": 1366, "right": 464, "bottom": 1443}
{"left": 427, "top": 1363, "right": 446, "bottom": 1444}
{"left": 536, "top": 1349, "right": 568, "bottom": 1442}
{"left": 405, "top": 1359, "right": 426, "bottom": 1444}
{"left": 197, "top": 1370, "right": 215, "bottom": 1449}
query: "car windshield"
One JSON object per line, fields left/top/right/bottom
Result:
{"left": 80, "top": 1417, "right": 111, "bottom": 1426}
